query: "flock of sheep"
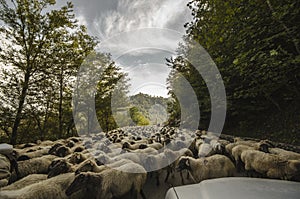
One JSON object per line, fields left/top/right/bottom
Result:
{"left": 0, "top": 125, "right": 300, "bottom": 199}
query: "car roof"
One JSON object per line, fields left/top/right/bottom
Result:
{"left": 165, "top": 177, "right": 300, "bottom": 199}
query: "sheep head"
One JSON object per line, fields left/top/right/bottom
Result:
{"left": 56, "top": 146, "right": 71, "bottom": 157}
{"left": 17, "top": 155, "right": 30, "bottom": 161}
{"left": 176, "top": 157, "right": 191, "bottom": 171}
{"left": 139, "top": 144, "right": 148, "bottom": 149}
{"left": 48, "top": 159, "right": 71, "bottom": 178}
{"left": 48, "top": 143, "right": 63, "bottom": 154}
{"left": 75, "top": 160, "right": 96, "bottom": 175}
{"left": 122, "top": 142, "right": 130, "bottom": 149}
{"left": 66, "top": 173, "right": 100, "bottom": 196}
{"left": 258, "top": 141, "right": 270, "bottom": 153}
{"left": 73, "top": 146, "right": 85, "bottom": 153}
{"left": 69, "top": 152, "right": 84, "bottom": 164}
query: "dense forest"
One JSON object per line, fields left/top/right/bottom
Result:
{"left": 0, "top": 0, "right": 299, "bottom": 145}
{"left": 166, "top": 0, "right": 300, "bottom": 145}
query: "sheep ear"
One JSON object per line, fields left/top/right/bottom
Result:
{"left": 185, "top": 159, "right": 190, "bottom": 167}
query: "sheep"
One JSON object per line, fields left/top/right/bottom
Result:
{"left": 11, "top": 155, "right": 57, "bottom": 181}
{"left": 269, "top": 147, "right": 300, "bottom": 160}
{"left": 146, "top": 142, "right": 163, "bottom": 150}
{"left": 188, "top": 138, "right": 203, "bottom": 157}
{"left": 14, "top": 143, "right": 36, "bottom": 149}
{"left": 142, "top": 151, "right": 169, "bottom": 186}
{"left": 122, "top": 147, "right": 159, "bottom": 155}
{"left": 164, "top": 138, "right": 188, "bottom": 151}
{"left": 1, "top": 174, "right": 47, "bottom": 191}
{"left": 231, "top": 142, "right": 270, "bottom": 172}
{"left": 67, "top": 152, "right": 90, "bottom": 165}
{"left": 48, "top": 143, "right": 63, "bottom": 155}
{"left": 47, "top": 153, "right": 94, "bottom": 178}
{"left": 241, "top": 149, "right": 300, "bottom": 180}
{"left": 176, "top": 154, "right": 235, "bottom": 183}
{"left": 122, "top": 142, "right": 144, "bottom": 150}
{"left": 0, "top": 173, "right": 85, "bottom": 199}
{"left": 36, "top": 140, "right": 54, "bottom": 146}
{"left": 74, "top": 159, "right": 107, "bottom": 174}
{"left": 197, "top": 143, "right": 215, "bottom": 157}
{"left": 210, "top": 139, "right": 224, "bottom": 154}
{"left": 0, "top": 179, "right": 8, "bottom": 187}
{"left": 164, "top": 148, "right": 194, "bottom": 184}
{"left": 75, "top": 159, "right": 135, "bottom": 174}
{"left": 94, "top": 151, "right": 144, "bottom": 166}
{"left": 17, "top": 147, "right": 50, "bottom": 161}
{"left": 226, "top": 140, "right": 270, "bottom": 160}
{"left": 0, "top": 154, "right": 11, "bottom": 177}
{"left": 47, "top": 158, "right": 75, "bottom": 178}
{"left": 67, "top": 137, "right": 81, "bottom": 143}
{"left": 55, "top": 146, "right": 72, "bottom": 157}
{"left": 66, "top": 163, "right": 147, "bottom": 199}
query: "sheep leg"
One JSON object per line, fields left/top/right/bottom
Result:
{"left": 156, "top": 172, "right": 160, "bottom": 186}
{"left": 180, "top": 171, "right": 185, "bottom": 185}
{"left": 149, "top": 172, "right": 153, "bottom": 178}
{"left": 164, "top": 171, "right": 170, "bottom": 183}
{"left": 236, "top": 160, "right": 242, "bottom": 172}
{"left": 130, "top": 185, "right": 138, "bottom": 199}
{"left": 140, "top": 189, "right": 147, "bottom": 199}
{"left": 186, "top": 171, "right": 190, "bottom": 180}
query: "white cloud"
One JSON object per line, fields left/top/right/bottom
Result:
{"left": 92, "top": 0, "right": 191, "bottom": 39}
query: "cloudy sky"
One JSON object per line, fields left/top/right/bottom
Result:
{"left": 57, "top": 0, "right": 192, "bottom": 97}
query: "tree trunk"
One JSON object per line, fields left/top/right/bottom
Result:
{"left": 58, "top": 67, "right": 64, "bottom": 138}
{"left": 10, "top": 70, "right": 31, "bottom": 145}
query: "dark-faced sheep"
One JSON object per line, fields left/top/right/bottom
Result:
{"left": 176, "top": 155, "right": 235, "bottom": 183}
{"left": 66, "top": 163, "right": 147, "bottom": 199}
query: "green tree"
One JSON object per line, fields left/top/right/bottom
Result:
{"left": 96, "top": 60, "right": 130, "bottom": 132}
{"left": 129, "top": 106, "right": 150, "bottom": 126}
{"left": 0, "top": 0, "right": 96, "bottom": 144}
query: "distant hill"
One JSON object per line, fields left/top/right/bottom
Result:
{"left": 129, "top": 93, "right": 169, "bottom": 125}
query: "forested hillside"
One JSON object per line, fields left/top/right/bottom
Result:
{"left": 130, "top": 93, "right": 169, "bottom": 125}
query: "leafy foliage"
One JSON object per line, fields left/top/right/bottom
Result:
{"left": 167, "top": 0, "right": 300, "bottom": 144}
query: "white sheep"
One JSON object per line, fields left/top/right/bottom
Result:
{"left": 0, "top": 174, "right": 47, "bottom": 191}
{"left": 269, "top": 147, "right": 300, "bottom": 160}
{"left": 0, "top": 173, "right": 84, "bottom": 199}
{"left": 241, "top": 149, "right": 300, "bottom": 180}
{"left": 231, "top": 143, "right": 269, "bottom": 171}
{"left": 176, "top": 154, "right": 235, "bottom": 183}
{"left": 17, "top": 147, "right": 50, "bottom": 161}
{"left": 146, "top": 142, "right": 163, "bottom": 150}
{"left": 12, "top": 155, "right": 57, "bottom": 181}
{"left": 66, "top": 163, "right": 147, "bottom": 199}
{"left": 36, "top": 140, "right": 54, "bottom": 147}
{"left": 75, "top": 158, "right": 135, "bottom": 174}
{"left": 122, "top": 142, "right": 144, "bottom": 150}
